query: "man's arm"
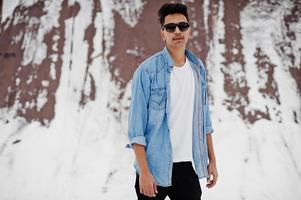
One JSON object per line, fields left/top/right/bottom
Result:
{"left": 202, "top": 66, "right": 218, "bottom": 188}
{"left": 127, "top": 67, "right": 150, "bottom": 147}
{"left": 128, "top": 66, "right": 158, "bottom": 197}
{"left": 206, "top": 133, "right": 218, "bottom": 188}
{"left": 133, "top": 144, "right": 158, "bottom": 197}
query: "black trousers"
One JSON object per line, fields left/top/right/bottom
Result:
{"left": 135, "top": 162, "right": 202, "bottom": 200}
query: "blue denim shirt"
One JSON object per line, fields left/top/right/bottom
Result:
{"left": 127, "top": 47, "right": 214, "bottom": 187}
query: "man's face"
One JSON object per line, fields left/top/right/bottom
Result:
{"left": 160, "top": 13, "right": 191, "bottom": 49}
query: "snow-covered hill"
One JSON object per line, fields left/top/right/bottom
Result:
{"left": 0, "top": 0, "right": 300, "bottom": 200}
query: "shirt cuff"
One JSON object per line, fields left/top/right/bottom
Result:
{"left": 126, "top": 135, "right": 147, "bottom": 148}
{"left": 206, "top": 126, "right": 214, "bottom": 134}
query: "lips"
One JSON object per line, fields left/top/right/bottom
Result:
{"left": 173, "top": 36, "right": 184, "bottom": 40}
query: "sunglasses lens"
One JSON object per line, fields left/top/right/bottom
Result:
{"left": 178, "top": 22, "right": 190, "bottom": 32}
{"left": 164, "top": 24, "right": 177, "bottom": 32}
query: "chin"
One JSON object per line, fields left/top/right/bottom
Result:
{"left": 172, "top": 43, "right": 186, "bottom": 48}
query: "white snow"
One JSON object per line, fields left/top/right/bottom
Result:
{"left": 36, "top": 89, "right": 48, "bottom": 112}
{"left": 0, "top": 1, "right": 301, "bottom": 200}
{"left": 1, "top": 0, "right": 19, "bottom": 23}
{"left": 112, "top": 0, "right": 145, "bottom": 27}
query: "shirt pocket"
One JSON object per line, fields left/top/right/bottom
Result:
{"left": 149, "top": 88, "right": 166, "bottom": 110}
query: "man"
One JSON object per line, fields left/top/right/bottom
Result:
{"left": 127, "top": 3, "right": 218, "bottom": 200}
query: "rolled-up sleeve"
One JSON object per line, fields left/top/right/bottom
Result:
{"left": 127, "top": 65, "right": 151, "bottom": 148}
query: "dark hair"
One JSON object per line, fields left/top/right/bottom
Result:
{"left": 158, "top": 3, "right": 189, "bottom": 26}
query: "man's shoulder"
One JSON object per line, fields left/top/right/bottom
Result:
{"left": 138, "top": 50, "right": 165, "bottom": 72}
{"left": 186, "top": 49, "right": 207, "bottom": 75}
{"left": 186, "top": 49, "right": 204, "bottom": 66}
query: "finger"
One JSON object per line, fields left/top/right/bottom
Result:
{"left": 143, "top": 187, "right": 149, "bottom": 197}
{"left": 148, "top": 190, "right": 155, "bottom": 197}
{"left": 207, "top": 174, "right": 212, "bottom": 182}
{"left": 211, "top": 172, "right": 217, "bottom": 183}
{"left": 139, "top": 183, "right": 143, "bottom": 194}
{"left": 211, "top": 180, "right": 217, "bottom": 188}
{"left": 207, "top": 182, "right": 215, "bottom": 188}
{"left": 143, "top": 187, "right": 150, "bottom": 197}
{"left": 139, "top": 179, "right": 144, "bottom": 194}
{"left": 206, "top": 177, "right": 217, "bottom": 188}
{"left": 145, "top": 187, "right": 152, "bottom": 197}
{"left": 148, "top": 187, "right": 155, "bottom": 197}
{"left": 151, "top": 184, "right": 157, "bottom": 197}
{"left": 212, "top": 173, "right": 218, "bottom": 185}
{"left": 153, "top": 182, "right": 158, "bottom": 194}
{"left": 212, "top": 179, "right": 217, "bottom": 186}
{"left": 211, "top": 176, "right": 217, "bottom": 185}
{"left": 206, "top": 176, "right": 213, "bottom": 188}
{"left": 206, "top": 180, "right": 215, "bottom": 188}
{"left": 206, "top": 181, "right": 212, "bottom": 187}
{"left": 143, "top": 189, "right": 148, "bottom": 197}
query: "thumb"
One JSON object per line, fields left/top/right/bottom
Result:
{"left": 207, "top": 174, "right": 212, "bottom": 182}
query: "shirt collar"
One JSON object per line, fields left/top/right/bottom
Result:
{"left": 162, "top": 46, "right": 202, "bottom": 72}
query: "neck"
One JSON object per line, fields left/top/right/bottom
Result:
{"left": 167, "top": 46, "right": 186, "bottom": 67}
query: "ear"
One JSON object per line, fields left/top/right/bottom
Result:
{"left": 188, "top": 28, "right": 192, "bottom": 39}
{"left": 160, "top": 29, "right": 165, "bottom": 41}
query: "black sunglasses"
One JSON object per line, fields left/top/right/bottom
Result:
{"left": 162, "top": 22, "right": 190, "bottom": 33}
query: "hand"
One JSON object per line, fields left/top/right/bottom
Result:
{"left": 139, "top": 172, "right": 158, "bottom": 197}
{"left": 206, "top": 161, "right": 218, "bottom": 188}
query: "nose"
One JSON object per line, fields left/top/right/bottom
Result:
{"left": 175, "top": 26, "right": 181, "bottom": 34}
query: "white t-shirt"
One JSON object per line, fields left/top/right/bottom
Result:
{"left": 169, "top": 57, "right": 195, "bottom": 163}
